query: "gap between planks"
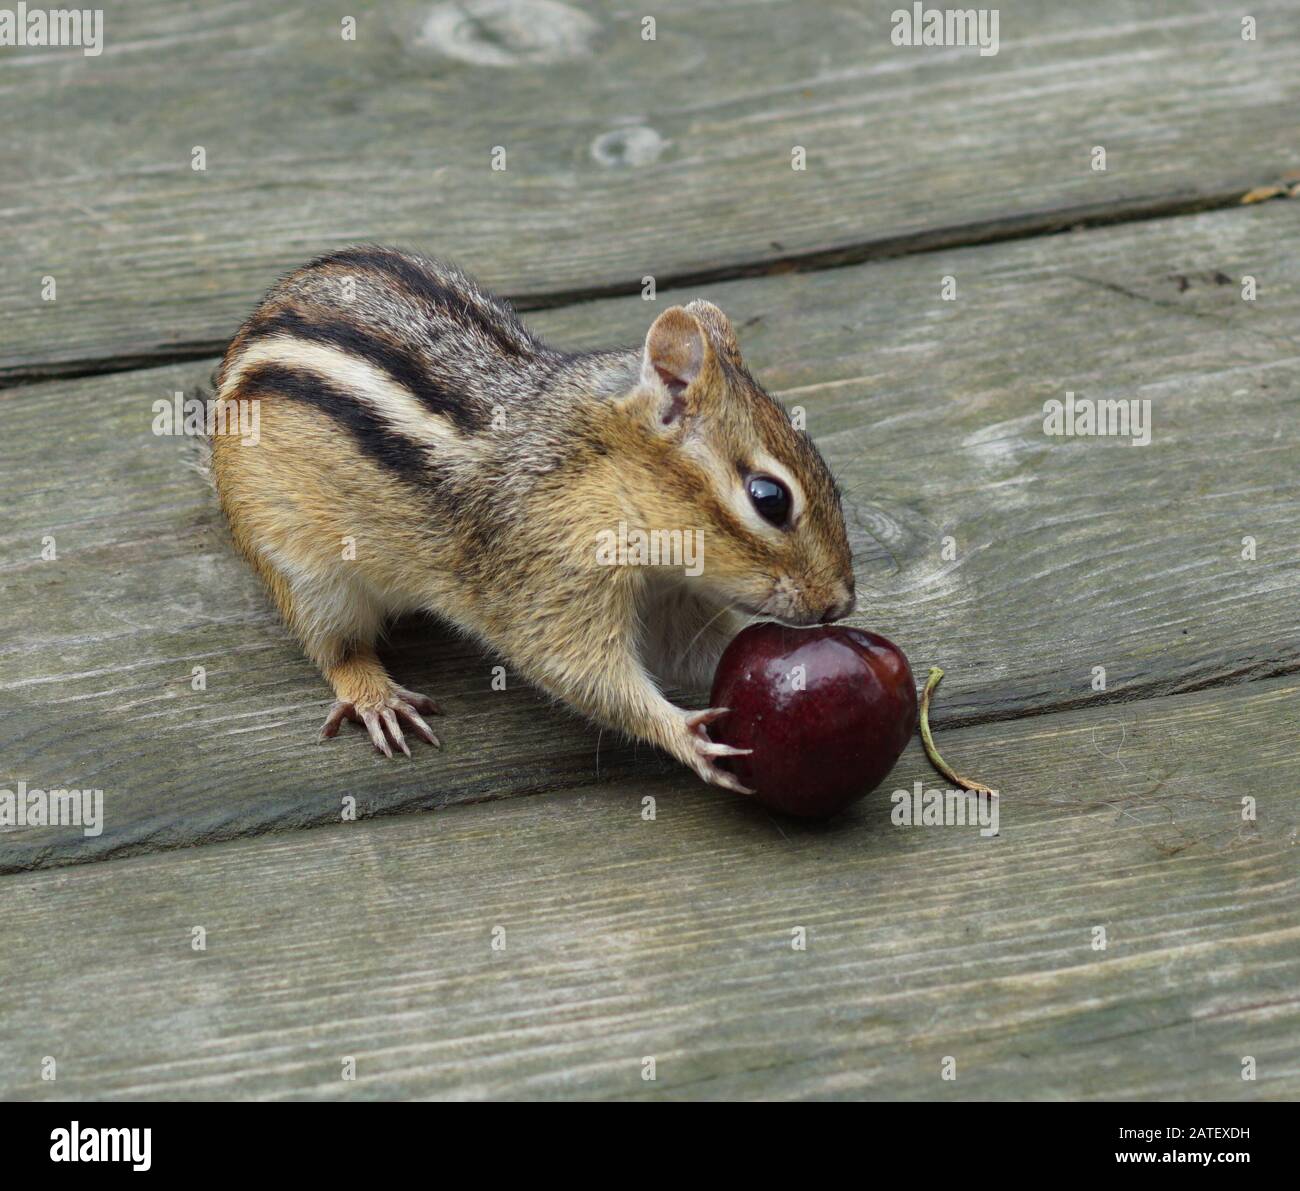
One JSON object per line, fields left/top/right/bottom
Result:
{"left": 0, "top": 183, "right": 1293, "bottom": 392}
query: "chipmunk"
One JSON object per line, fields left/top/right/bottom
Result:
{"left": 210, "top": 247, "right": 855, "bottom": 793}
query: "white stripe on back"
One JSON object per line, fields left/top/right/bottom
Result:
{"left": 220, "top": 335, "right": 476, "bottom": 459}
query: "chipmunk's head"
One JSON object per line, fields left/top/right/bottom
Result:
{"left": 621, "top": 300, "right": 855, "bottom": 626}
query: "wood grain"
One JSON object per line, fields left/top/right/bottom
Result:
{"left": 2, "top": 0, "right": 1298, "bottom": 380}
{"left": 1, "top": 678, "right": 1295, "bottom": 1100}
{"left": 2, "top": 202, "right": 1297, "bottom": 872}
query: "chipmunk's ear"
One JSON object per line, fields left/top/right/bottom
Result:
{"left": 640, "top": 306, "right": 720, "bottom": 427}
{"left": 684, "top": 299, "right": 742, "bottom": 366}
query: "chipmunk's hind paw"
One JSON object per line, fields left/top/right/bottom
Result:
{"left": 319, "top": 691, "right": 442, "bottom": 757}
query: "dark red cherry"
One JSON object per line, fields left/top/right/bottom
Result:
{"left": 708, "top": 623, "right": 917, "bottom": 819}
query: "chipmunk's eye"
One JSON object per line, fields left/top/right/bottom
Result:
{"left": 747, "top": 475, "right": 791, "bottom": 527}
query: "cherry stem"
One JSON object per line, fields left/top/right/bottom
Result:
{"left": 919, "top": 667, "right": 999, "bottom": 798}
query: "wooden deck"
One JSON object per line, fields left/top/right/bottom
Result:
{"left": 1, "top": 0, "right": 1297, "bottom": 1099}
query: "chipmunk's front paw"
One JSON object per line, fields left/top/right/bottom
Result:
{"left": 319, "top": 689, "right": 442, "bottom": 758}
{"left": 679, "top": 707, "right": 754, "bottom": 795}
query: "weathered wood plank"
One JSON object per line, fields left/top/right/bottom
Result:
{"left": 2, "top": 202, "right": 1297, "bottom": 872}
{"left": 2, "top": 0, "right": 1298, "bottom": 378}
{"left": 1, "top": 679, "right": 1295, "bottom": 1100}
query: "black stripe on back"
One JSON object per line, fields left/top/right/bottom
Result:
{"left": 244, "top": 306, "right": 483, "bottom": 434}
{"left": 238, "top": 362, "right": 438, "bottom": 488}
{"left": 329, "top": 246, "right": 534, "bottom": 360}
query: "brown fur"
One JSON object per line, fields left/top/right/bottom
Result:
{"left": 210, "top": 249, "right": 854, "bottom": 789}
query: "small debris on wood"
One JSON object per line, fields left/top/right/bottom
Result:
{"left": 1240, "top": 184, "right": 1286, "bottom": 204}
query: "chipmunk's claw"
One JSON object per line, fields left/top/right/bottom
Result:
{"left": 698, "top": 760, "right": 755, "bottom": 796}
{"left": 393, "top": 685, "right": 443, "bottom": 716}
{"left": 319, "top": 702, "right": 350, "bottom": 740}
{"left": 685, "top": 706, "right": 730, "bottom": 731}
{"left": 682, "top": 706, "right": 755, "bottom": 795}
{"left": 319, "top": 692, "right": 443, "bottom": 756}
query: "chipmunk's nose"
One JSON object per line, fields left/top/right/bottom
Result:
{"left": 819, "top": 588, "right": 856, "bottom": 623}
